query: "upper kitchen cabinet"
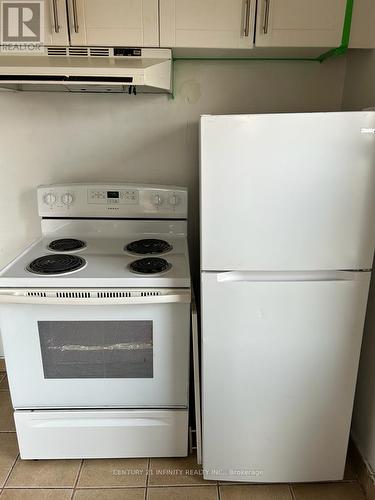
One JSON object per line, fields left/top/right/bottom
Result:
{"left": 160, "top": 0, "right": 256, "bottom": 49}
{"left": 44, "top": 0, "right": 69, "bottom": 46}
{"left": 67, "top": 0, "right": 159, "bottom": 47}
{"left": 255, "top": 0, "right": 347, "bottom": 48}
{"left": 349, "top": 0, "right": 375, "bottom": 48}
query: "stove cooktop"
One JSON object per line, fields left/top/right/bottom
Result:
{"left": 0, "top": 220, "right": 190, "bottom": 288}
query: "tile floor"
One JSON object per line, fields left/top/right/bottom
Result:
{"left": 0, "top": 371, "right": 369, "bottom": 500}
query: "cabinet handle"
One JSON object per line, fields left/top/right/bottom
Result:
{"left": 243, "top": 0, "right": 251, "bottom": 37}
{"left": 263, "top": 0, "right": 270, "bottom": 34}
{"left": 52, "top": 0, "right": 60, "bottom": 33}
{"left": 72, "top": 0, "right": 79, "bottom": 33}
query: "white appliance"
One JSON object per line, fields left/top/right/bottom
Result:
{"left": 200, "top": 112, "right": 375, "bottom": 483}
{"left": 0, "top": 48, "right": 172, "bottom": 94}
{"left": 0, "top": 183, "right": 191, "bottom": 459}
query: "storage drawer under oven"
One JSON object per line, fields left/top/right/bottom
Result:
{"left": 15, "top": 409, "right": 188, "bottom": 459}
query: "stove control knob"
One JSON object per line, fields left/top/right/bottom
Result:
{"left": 169, "top": 195, "right": 179, "bottom": 206}
{"left": 153, "top": 194, "right": 162, "bottom": 206}
{"left": 43, "top": 192, "right": 57, "bottom": 206}
{"left": 61, "top": 192, "right": 74, "bottom": 206}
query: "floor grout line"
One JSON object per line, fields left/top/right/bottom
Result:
{"left": 2, "top": 453, "right": 20, "bottom": 490}
{"left": 73, "top": 486, "right": 149, "bottom": 489}
{"left": 1, "top": 482, "right": 365, "bottom": 489}
{"left": 0, "top": 483, "right": 314, "bottom": 490}
{"left": 73, "top": 484, "right": 215, "bottom": 490}
{"left": 3, "top": 487, "right": 80, "bottom": 490}
{"left": 5, "top": 486, "right": 149, "bottom": 490}
{"left": 289, "top": 483, "right": 297, "bottom": 500}
{"left": 70, "top": 459, "right": 83, "bottom": 500}
{"left": 357, "top": 479, "right": 369, "bottom": 500}
{"left": 145, "top": 457, "right": 150, "bottom": 500}
{"left": 146, "top": 458, "right": 151, "bottom": 486}
{"left": 145, "top": 484, "right": 216, "bottom": 488}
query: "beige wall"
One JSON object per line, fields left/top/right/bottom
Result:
{"left": 342, "top": 49, "right": 375, "bottom": 473}
{"left": 0, "top": 57, "right": 346, "bottom": 282}
{"left": 342, "top": 49, "right": 375, "bottom": 110}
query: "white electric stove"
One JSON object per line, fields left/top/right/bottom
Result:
{"left": 0, "top": 183, "right": 191, "bottom": 460}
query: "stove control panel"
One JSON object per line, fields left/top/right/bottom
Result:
{"left": 37, "top": 184, "right": 188, "bottom": 219}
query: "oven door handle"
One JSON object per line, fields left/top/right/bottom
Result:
{"left": 0, "top": 290, "right": 191, "bottom": 305}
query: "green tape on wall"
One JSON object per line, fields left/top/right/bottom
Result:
{"left": 317, "top": 0, "right": 354, "bottom": 62}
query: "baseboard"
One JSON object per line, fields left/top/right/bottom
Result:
{"left": 349, "top": 438, "right": 375, "bottom": 500}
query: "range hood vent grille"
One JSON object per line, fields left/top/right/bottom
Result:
{"left": 47, "top": 47, "right": 67, "bottom": 56}
{"left": 47, "top": 47, "right": 114, "bottom": 58}
{"left": 69, "top": 47, "right": 89, "bottom": 57}
{"left": 90, "top": 48, "right": 110, "bottom": 57}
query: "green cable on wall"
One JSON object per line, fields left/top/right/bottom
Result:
{"left": 169, "top": 0, "right": 355, "bottom": 98}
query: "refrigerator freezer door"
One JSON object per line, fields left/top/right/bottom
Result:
{"left": 201, "top": 271, "right": 371, "bottom": 482}
{"left": 200, "top": 112, "right": 375, "bottom": 271}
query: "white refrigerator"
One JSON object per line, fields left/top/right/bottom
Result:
{"left": 200, "top": 112, "right": 375, "bottom": 483}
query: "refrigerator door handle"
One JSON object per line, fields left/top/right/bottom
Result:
{"left": 216, "top": 271, "right": 360, "bottom": 283}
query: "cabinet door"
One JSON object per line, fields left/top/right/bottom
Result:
{"left": 68, "top": 0, "right": 159, "bottom": 47}
{"left": 43, "top": 0, "right": 69, "bottom": 46}
{"left": 160, "top": 0, "right": 256, "bottom": 49}
{"left": 255, "top": 0, "right": 347, "bottom": 48}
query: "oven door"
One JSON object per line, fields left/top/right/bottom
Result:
{"left": 0, "top": 289, "right": 190, "bottom": 409}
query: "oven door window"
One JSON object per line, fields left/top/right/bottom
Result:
{"left": 38, "top": 321, "right": 153, "bottom": 379}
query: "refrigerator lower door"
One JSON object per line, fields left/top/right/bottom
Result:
{"left": 201, "top": 271, "right": 371, "bottom": 483}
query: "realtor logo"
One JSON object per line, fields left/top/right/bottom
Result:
{"left": 1, "top": 0, "right": 44, "bottom": 52}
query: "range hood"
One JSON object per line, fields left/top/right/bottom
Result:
{"left": 0, "top": 48, "right": 172, "bottom": 94}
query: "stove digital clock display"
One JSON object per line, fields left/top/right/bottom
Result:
{"left": 88, "top": 189, "right": 138, "bottom": 205}
{"left": 107, "top": 191, "right": 119, "bottom": 199}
